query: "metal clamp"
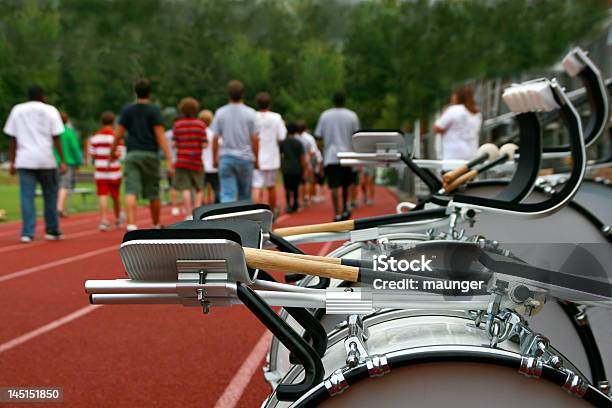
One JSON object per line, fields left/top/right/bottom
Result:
{"left": 519, "top": 356, "right": 543, "bottom": 378}
{"left": 344, "top": 315, "right": 369, "bottom": 368}
{"left": 597, "top": 380, "right": 610, "bottom": 396}
{"left": 324, "top": 369, "right": 349, "bottom": 397}
{"left": 366, "top": 355, "right": 390, "bottom": 378}
{"left": 326, "top": 288, "right": 374, "bottom": 315}
{"left": 562, "top": 371, "right": 588, "bottom": 398}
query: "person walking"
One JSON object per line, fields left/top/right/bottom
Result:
{"left": 280, "top": 123, "right": 305, "bottom": 213}
{"left": 172, "top": 97, "right": 207, "bottom": 219}
{"left": 434, "top": 84, "right": 482, "bottom": 160}
{"left": 4, "top": 85, "right": 67, "bottom": 243}
{"left": 199, "top": 109, "right": 220, "bottom": 204}
{"left": 164, "top": 124, "right": 180, "bottom": 216}
{"left": 55, "top": 111, "right": 83, "bottom": 217}
{"left": 211, "top": 80, "right": 258, "bottom": 203}
{"left": 296, "top": 120, "right": 320, "bottom": 207}
{"left": 110, "top": 79, "right": 174, "bottom": 231}
{"left": 314, "top": 91, "right": 360, "bottom": 221}
{"left": 89, "top": 111, "right": 124, "bottom": 231}
{"left": 252, "top": 92, "right": 286, "bottom": 216}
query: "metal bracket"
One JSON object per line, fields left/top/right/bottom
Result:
{"left": 349, "top": 227, "right": 379, "bottom": 243}
{"left": 324, "top": 369, "right": 349, "bottom": 397}
{"left": 326, "top": 288, "right": 374, "bottom": 315}
{"left": 344, "top": 315, "right": 369, "bottom": 367}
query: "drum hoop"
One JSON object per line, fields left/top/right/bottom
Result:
{"left": 286, "top": 345, "right": 607, "bottom": 408}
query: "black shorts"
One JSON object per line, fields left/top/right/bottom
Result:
{"left": 204, "top": 172, "right": 220, "bottom": 193}
{"left": 283, "top": 174, "right": 301, "bottom": 191}
{"left": 325, "top": 164, "right": 353, "bottom": 189}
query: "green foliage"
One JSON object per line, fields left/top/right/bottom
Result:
{"left": 0, "top": 0, "right": 607, "bottom": 151}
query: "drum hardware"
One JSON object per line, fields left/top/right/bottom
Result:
{"left": 563, "top": 371, "right": 589, "bottom": 398}
{"left": 365, "top": 354, "right": 391, "bottom": 378}
{"left": 344, "top": 315, "right": 369, "bottom": 368}
{"left": 519, "top": 356, "right": 544, "bottom": 378}
{"left": 597, "top": 381, "right": 610, "bottom": 397}
{"left": 324, "top": 369, "right": 349, "bottom": 397}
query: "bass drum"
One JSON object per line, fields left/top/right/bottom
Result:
{"left": 263, "top": 310, "right": 607, "bottom": 407}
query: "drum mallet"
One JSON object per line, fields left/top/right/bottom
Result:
{"left": 272, "top": 207, "right": 447, "bottom": 237}
{"left": 442, "top": 143, "right": 500, "bottom": 184}
{"left": 441, "top": 143, "right": 519, "bottom": 194}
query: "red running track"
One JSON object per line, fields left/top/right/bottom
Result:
{"left": 0, "top": 187, "right": 398, "bottom": 407}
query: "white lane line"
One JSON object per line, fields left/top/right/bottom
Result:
{"left": 0, "top": 245, "right": 117, "bottom": 283}
{"left": 0, "top": 304, "right": 102, "bottom": 354}
{"left": 213, "top": 331, "right": 272, "bottom": 408}
{"left": 0, "top": 210, "right": 177, "bottom": 255}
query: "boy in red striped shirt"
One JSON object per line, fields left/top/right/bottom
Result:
{"left": 88, "top": 111, "right": 124, "bottom": 231}
{"left": 172, "top": 97, "right": 208, "bottom": 219}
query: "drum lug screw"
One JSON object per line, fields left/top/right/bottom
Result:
{"left": 548, "top": 355, "right": 563, "bottom": 369}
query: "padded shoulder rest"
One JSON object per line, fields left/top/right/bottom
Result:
{"left": 122, "top": 219, "right": 263, "bottom": 249}
{"left": 193, "top": 201, "right": 271, "bottom": 220}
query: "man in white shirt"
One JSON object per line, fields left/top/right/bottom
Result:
{"left": 252, "top": 92, "right": 286, "bottom": 215}
{"left": 4, "top": 85, "right": 67, "bottom": 243}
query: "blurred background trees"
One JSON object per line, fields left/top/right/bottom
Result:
{"left": 0, "top": 0, "right": 608, "bottom": 147}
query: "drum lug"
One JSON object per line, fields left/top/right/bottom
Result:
{"left": 324, "top": 369, "right": 349, "bottom": 397}
{"left": 519, "top": 356, "right": 543, "bottom": 378}
{"left": 562, "top": 371, "right": 588, "bottom": 398}
{"left": 597, "top": 380, "right": 611, "bottom": 397}
{"left": 366, "top": 354, "right": 390, "bottom": 378}
{"left": 344, "top": 315, "right": 369, "bottom": 368}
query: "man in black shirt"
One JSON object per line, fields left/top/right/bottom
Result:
{"left": 280, "top": 123, "right": 305, "bottom": 213}
{"left": 110, "top": 79, "right": 174, "bottom": 231}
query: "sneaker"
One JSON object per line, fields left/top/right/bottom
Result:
{"left": 99, "top": 222, "right": 109, "bottom": 232}
{"left": 126, "top": 224, "right": 138, "bottom": 232}
{"left": 334, "top": 214, "right": 343, "bottom": 222}
{"left": 341, "top": 210, "right": 352, "bottom": 221}
{"left": 152, "top": 224, "right": 163, "bottom": 229}
{"left": 171, "top": 207, "right": 180, "bottom": 216}
{"left": 45, "top": 231, "right": 64, "bottom": 240}
{"left": 20, "top": 236, "right": 33, "bottom": 243}
{"left": 184, "top": 215, "right": 193, "bottom": 221}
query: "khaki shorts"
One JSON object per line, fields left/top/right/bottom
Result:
{"left": 173, "top": 168, "right": 203, "bottom": 191}
{"left": 124, "top": 151, "right": 160, "bottom": 200}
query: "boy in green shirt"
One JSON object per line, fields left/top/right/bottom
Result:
{"left": 55, "top": 112, "right": 83, "bottom": 216}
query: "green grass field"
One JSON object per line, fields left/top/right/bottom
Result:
{"left": 0, "top": 170, "right": 100, "bottom": 222}
{"left": 0, "top": 168, "right": 177, "bottom": 223}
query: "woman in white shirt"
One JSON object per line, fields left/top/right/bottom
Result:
{"left": 434, "top": 85, "right": 482, "bottom": 161}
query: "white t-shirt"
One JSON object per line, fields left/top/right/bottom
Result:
{"left": 4, "top": 101, "right": 64, "bottom": 169}
{"left": 201, "top": 128, "right": 217, "bottom": 173}
{"left": 296, "top": 132, "right": 322, "bottom": 165}
{"left": 255, "top": 111, "right": 286, "bottom": 171}
{"left": 434, "top": 104, "right": 482, "bottom": 160}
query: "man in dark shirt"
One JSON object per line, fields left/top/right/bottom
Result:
{"left": 110, "top": 79, "right": 174, "bottom": 231}
{"left": 280, "top": 123, "right": 305, "bottom": 213}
